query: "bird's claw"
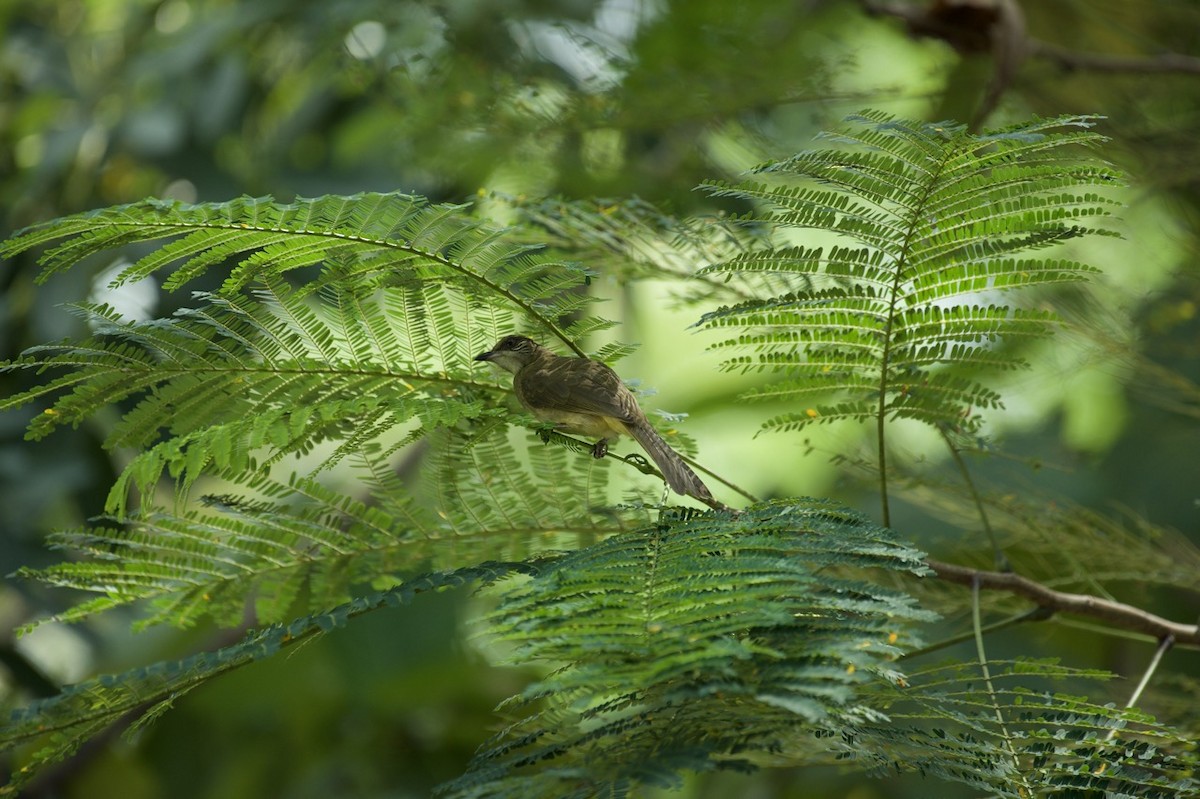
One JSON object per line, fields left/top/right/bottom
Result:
{"left": 590, "top": 438, "right": 609, "bottom": 459}
{"left": 625, "top": 453, "right": 651, "bottom": 470}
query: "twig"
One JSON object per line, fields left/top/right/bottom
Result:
{"left": 901, "top": 605, "right": 1052, "bottom": 660}
{"left": 862, "top": 0, "right": 1200, "bottom": 78}
{"left": 538, "top": 428, "right": 744, "bottom": 510}
{"left": 1104, "top": 634, "right": 1175, "bottom": 743}
{"left": 971, "top": 576, "right": 1029, "bottom": 788}
{"left": 937, "top": 425, "right": 1007, "bottom": 570}
{"left": 926, "top": 559, "right": 1200, "bottom": 648}
{"left": 678, "top": 452, "right": 760, "bottom": 505}
{"left": 1028, "top": 40, "right": 1200, "bottom": 75}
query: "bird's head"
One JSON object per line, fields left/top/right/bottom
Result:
{"left": 473, "top": 335, "right": 542, "bottom": 374}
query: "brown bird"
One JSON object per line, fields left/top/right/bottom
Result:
{"left": 474, "top": 335, "right": 718, "bottom": 506}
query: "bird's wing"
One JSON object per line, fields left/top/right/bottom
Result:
{"left": 518, "top": 356, "right": 641, "bottom": 425}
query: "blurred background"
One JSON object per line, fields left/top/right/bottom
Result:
{"left": 2, "top": 1, "right": 1198, "bottom": 796}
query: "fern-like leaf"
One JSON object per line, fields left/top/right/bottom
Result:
{"left": 841, "top": 659, "right": 1200, "bottom": 798}
{"left": 15, "top": 422, "right": 642, "bottom": 633}
{"left": 1, "top": 192, "right": 613, "bottom": 355}
{"left": 699, "top": 113, "right": 1121, "bottom": 429}
{"left": 16, "top": 476, "right": 424, "bottom": 632}
{"left": 0, "top": 562, "right": 538, "bottom": 797}
{"left": 0, "top": 194, "right": 680, "bottom": 513}
{"left": 439, "top": 499, "right": 933, "bottom": 798}
{"left": 506, "top": 194, "right": 779, "bottom": 306}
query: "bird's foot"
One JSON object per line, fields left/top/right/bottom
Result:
{"left": 625, "top": 453, "right": 651, "bottom": 470}
{"left": 537, "top": 428, "right": 553, "bottom": 444}
{"left": 590, "top": 438, "right": 609, "bottom": 459}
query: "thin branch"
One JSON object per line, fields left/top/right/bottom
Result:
{"left": 678, "top": 451, "right": 760, "bottom": 506}
{"left": 971, "top": 576, "right": 1028, "bottom": 787}
{"left": 926, "top": 559, "right": 1200, "bottom": 648}
{"left": 538, "top": 429, "right": 743, "bottom": 510}
{"left": 1028, "top": 40, "right": 1200, "bottom": 75}
{"left": 862, "top": 1, "right": 1200, "bottom": 77}
{"left": 1105, "top": 634, "right": 1175, "bottom": 743}
{"left": 900, "top": 605, "right": 1052, "bottom": 660}
{"left": 937, "top": 425, "right": 1007, "bottom": 570}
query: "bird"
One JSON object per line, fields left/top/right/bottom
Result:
{"left": 473, "top": 335, "right": 719, "bottom": 507}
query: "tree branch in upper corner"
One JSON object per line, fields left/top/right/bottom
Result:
{"left": 862, "top": 0, "right": 1200, "bottom": 77}
{"left": 926, "top": 558, "right": 1200, "bottom": 648}
{"left": 1026, "top": 40, "right": 1200, "bottom": 75}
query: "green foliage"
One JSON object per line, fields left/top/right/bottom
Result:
{"left": 10, "top": 431, "right": 636, "bottom": 635}
{"left": 0, "top": 193, "right": 616, "bottom": 514}
{"left": 3, "top": 114, "right": 1197, "bottom": 799}
{"left": 699, "top": 113, "right": 1123, "bottom": 437}
{"left": 506, "top": 194, "right": 771, "bottom": 307}
{"left": 0, "top": 561, "right": 535, "bottom": 798}
{"left": 442, "top": 500, "right": 932, "bottom": 798}
{"left": 1, "top": 191, "right": 604, "bottom": 348}
{"left": 14, "top": 477, "right": 430, "bottom": 633}
{"left": 845, "top": 660, "right": 1200, "bottom": 798}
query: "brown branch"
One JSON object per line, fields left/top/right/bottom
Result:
{"left": 863, "top": 1, "right": 1200, "bottom": 78}
{"left": 926, "top": 558, "right": 1200, "bottom": 648}
{"left": 1028, "top": 39, "right": 1200, "bottom": 75}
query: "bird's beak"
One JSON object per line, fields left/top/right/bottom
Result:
{"left": 473, "top": 350, "right": 494, "bottom": 363}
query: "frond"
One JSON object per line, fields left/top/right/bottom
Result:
{"left": 0, "top": 192, "right": 606, "bottom": 355}
{"left": 17, "top": 476, "right": 417, "bottom": 632}
{"left": 420, "top": 424, "right": 658, "bottom": 548}
{"left": 1, "top": 194, "right": 691, "bottom": 519}
{"left": 6, "top": 116, "right": 1180, "bottom": 799}
{"left": 15, "top": 421, "right": 645, "bottom": 633}
{"left": 698, "top": 113, "right": 1124, "bottom": 437}
{"left": 0, "top": 562, "right": 537, "bottom": 798}
{"left": 899, "top": 469, "right": 1200, "bottom": 599}
{"left": 506, "top": 194, "right": 782, "bottom": 305}
{"left": 438, "top": 499, "right": 934, "bottom": 797}
{"left": 1, "top": 188, "right": 711, "bottom": 657}
{"left": 841, "top": 659, "right": 1200, "bottom": 798}
{"left": 2, "top": 284, "right": 499, "bottom": 513}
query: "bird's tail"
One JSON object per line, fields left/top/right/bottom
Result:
{"left": 629, "top": 421, "right": 718, "bottom": 507}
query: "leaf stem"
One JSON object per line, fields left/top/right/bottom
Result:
{"left": 900, "top": 605, "right": 1051, "bottom": 660}
{"left": 1104, "top": 634, "right": 1175, "bottom": 742}
{"left": 937, "top": 424, "right": 1007, "bottom": 570}
{"left": 875, "top": 130, "right": 951, "bottom": 528}
{"left": 678, "top": 452, "right": 760, "bottom": 504}
{"left": 971, "top": 575, "right": 1029, "bottom": 791}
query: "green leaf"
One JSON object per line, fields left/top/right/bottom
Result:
{"left": 441, "top": 499, "right": 934, "bottom": 797}
{"left": 699, "top": 113, "right": 1124, "bottom": 438}
{"left": 1, "top": 562, "right": 540, "bottom": 797}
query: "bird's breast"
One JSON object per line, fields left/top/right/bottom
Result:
{"left": 525, "top": 406, "right": 629, "bottom": 439}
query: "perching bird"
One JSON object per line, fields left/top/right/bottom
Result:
{"left": 473, "top": 335, "right": 718, "bottom": 507}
